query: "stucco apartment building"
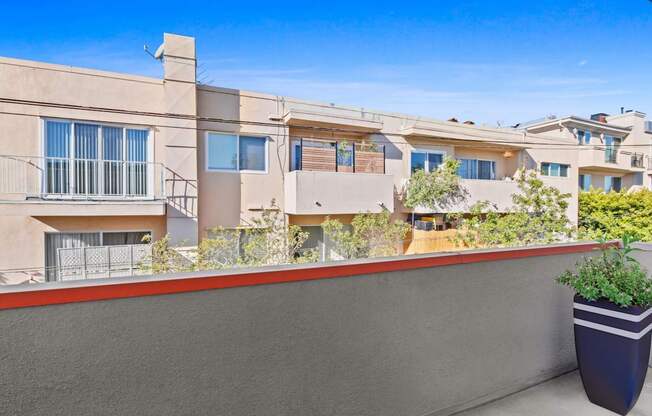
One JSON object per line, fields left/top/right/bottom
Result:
{"left": 1, "top": 32, "right": 647, "bottom": 281}
{"left": 521, "top": 111, "right": 652, "bottom": 193}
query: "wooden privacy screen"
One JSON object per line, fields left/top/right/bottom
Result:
{"left": 299, "top": 141, "right": 384, "bottom": 173}
{"left": 355, "top": 150, "right": 384, "bottom": 173}
{"left": 301, "top": 145, "right": 336, "bottom": 172}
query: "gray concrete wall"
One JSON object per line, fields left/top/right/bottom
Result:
{"left": 0, "top": 250, "right": 587, "bottom": 416}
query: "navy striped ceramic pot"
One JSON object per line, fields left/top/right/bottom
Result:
{"left": 574, "top": 295, "right": 652, "bottom": 415}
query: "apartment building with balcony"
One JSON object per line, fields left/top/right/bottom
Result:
{"left": 0, "top": 34, "right": 199, "bottom": 281}
{"left": 0, "top": 32, "right": 584, "bottom": 280}
{"left": 521, "top": 111, "right": 652, "bottom": 193}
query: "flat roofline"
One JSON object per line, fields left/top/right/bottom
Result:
{"left": 0, "top": 56, "right": 163, "bottom": 85}
{"left": 198, "top": 84, "right": 571, "bottom": 143}
{"left": 0, "top": 241, "right": 609, "bottom": 310}
{"left": 524, "top": 116, "right": 632, "bottom": 135}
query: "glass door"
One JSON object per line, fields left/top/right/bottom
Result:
{"left": 74, "top": 124, "right": 99, "bottom": 195}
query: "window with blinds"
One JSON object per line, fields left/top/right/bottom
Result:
{"left": 43, "top": 119, "right": 150, "bottom": 197}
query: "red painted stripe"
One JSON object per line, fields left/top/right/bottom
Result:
{"left": 0, "top": 243, "right": 605, "bottom": 310}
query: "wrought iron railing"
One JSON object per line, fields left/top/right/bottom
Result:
{"left": 631, "top": 153, "right": 645, "bottom": 168}
{"left": 0, "top": 155, "right": 165, "bottom": 199}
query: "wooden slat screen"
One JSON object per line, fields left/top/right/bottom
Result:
{"left": 355, "top": 150, "right": 384, "bottom": 174}
{"left": 301, "top": 146, "right": 336, "bottom": 172}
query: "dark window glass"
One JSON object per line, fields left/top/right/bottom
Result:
{"left": 411, "top": 152, "right": 426, "bottom": 173}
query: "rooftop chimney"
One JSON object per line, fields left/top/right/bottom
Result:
{"left": 590, "top": 113, "right": 609, "bottom": 123}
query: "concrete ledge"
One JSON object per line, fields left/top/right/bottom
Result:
{"left": 0, "top": 199, "right": 167, "bottom": 216}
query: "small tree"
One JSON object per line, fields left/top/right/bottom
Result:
{"left": 322, "top": 210, "right": 410, "bottom": 259}
{"left": 403, "top": 157, "right": 466, "bottom": 211}
{"left": 240, "top": 199, "right": 318, "bottom": 266}
{"left": 454, "top": 169, "right": 573, "bottom": 248}
{"left": 195, "top": 227, "right": 241, "bottom": 270}
{"left": 141, "top": 234, "right": 193, "bottom": 274}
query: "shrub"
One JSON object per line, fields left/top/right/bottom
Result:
{"left": 322, "top": 210, "right": 410, "bottom": 260}
{"left": 557, "top": 235, "right": 652, "bottom": 307}
{"left": 403, "top": 157, "right": 466, "bottom": 210}
{"left": 454, "top": 169, "right": 573, "bottom": 248}
{"left": 579, "top": 189, "right": 652, "bottom": 241}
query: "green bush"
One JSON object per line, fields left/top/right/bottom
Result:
{"left": 557, "top": 235, "right": 652, "bottom": 307}
{"left": 579, "top": 189, "right": 652, "bottom": 241}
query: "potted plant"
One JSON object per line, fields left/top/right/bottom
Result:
{"left": 557, "top": 235, "right": 652, "bottom": 415}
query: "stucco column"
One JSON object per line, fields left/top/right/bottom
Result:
{"left": 161, "top": 33, "right": 199, "bottom": 245}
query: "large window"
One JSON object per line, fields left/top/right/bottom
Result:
{"left": 604, "top": 176, "right": 622, "bottom": 192}
{"left": 44, "top": 120, "right": 150, "bottom": 197}
{"left": 579, "top": 174, "right": 592, "bottom": 191}
{"left": 541, "top": 162, "right": 569, "bottom": 177}
{"left": 206, "top": 132, "right": 267, "bottom": 172}
{"left": 458, "top": 159, "right": 496, "bottom": 180}
{"left": 411, "top": 150, "right": 444, "bottom": 174}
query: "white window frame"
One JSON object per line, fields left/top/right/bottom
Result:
{"left": 205, "top": 132, "right": 269, "bottom": 174}
{"left": 540, "top": 162, "right": 570, "bottom": 178}
{"left": 457, "top": 158, "right": 497, "bottom": 180}
{"left": 410, "top": 149, "right": 446, "bottom": 174}
{"left": 40, "top": 118, "right": 154, "bottom": 199}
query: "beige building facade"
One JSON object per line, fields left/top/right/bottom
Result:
{"left": 1, "top": 32, "right": 647, "bottom": 280}
{"left": 522, "top": 111, "right": 652, "bottom": 193}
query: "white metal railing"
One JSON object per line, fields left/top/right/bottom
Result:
{"left": 0, "top": 155, "right": 165, "bottom": 199}
{"left": 56, "top": 244, "right": 152, "bottom": 281}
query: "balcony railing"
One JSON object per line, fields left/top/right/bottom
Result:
{"left": 0, "top": 155, "right": 165, "bottom": 199}
{"left": 292, "top": 139, "right": 385, "bottom": 174}
{"left": 631, "top": 153, "right": 645, "bottom": 169}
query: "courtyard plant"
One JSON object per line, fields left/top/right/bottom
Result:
{"left": 556, "top": 234, "right": 652, "bottom": 415}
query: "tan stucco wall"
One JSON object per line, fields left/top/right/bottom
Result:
{"left": 194, "top": 84, "right": 580, "bottom": 235}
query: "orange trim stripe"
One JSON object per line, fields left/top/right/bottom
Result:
{"left": 0, "top": 243, "right": 604, "bottom": 310}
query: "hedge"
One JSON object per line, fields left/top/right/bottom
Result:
{"left": 579, "top": 189, "right": 652, "bottom": 241}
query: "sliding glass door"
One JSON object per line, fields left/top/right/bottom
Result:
{"left": 43, "top": 120, "right": 150, "bottom": 198}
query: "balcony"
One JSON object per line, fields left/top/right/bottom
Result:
{"left": 578, "top": 147, "right": 644, "bottom": 173}
{"left": 285, "top": 139, "right": 393, "bottom": 214}
{"left": 0, "top": 155, "right": 166, "bottom": 216}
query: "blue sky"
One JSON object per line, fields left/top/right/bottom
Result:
{"left": 2, "top": 1, "right": 651, "bottom": 125}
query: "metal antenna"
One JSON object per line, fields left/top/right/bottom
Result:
{"left": 143, "top": 45, "right": 157, "bottom": 60}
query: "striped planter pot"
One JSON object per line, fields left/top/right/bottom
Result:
{"left": 574, "top": 295, "right": 652, "bottom": 415}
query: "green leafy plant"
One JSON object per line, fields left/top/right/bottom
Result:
{"left": 403, "top": 157, "right": 467, "bottom": 210}
{"left": 196, "top": 227, "right": 242, "bottom": 270}
{"left": 578, "top": 188, "right": 652, "bottom": 241}
{"left": 322, "top": 210, "right": 410, "bottom": 259}
{"left": 239, "top": 199, "right": 318, "bottom": 266}
{"left": 557, "top": 234, "right": 652, "bottom": 307}
{"left": 141, "top": 234, "right": 194, "bottom": 274}
{"left": 453, "top": 169, "right": 573, "bottom": 248}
